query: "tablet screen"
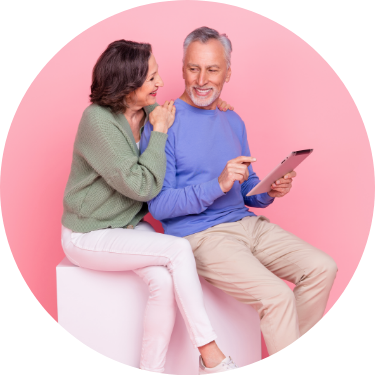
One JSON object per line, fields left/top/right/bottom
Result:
{"left": 246, "top": 149, "right": 313, "bottom": 197}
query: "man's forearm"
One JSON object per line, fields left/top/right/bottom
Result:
{"left": 148, "top": 178, "right": 224, "bottom": 220}
{"left": 241, "top": 175, "right": 275, "bottom": 208}
{"left": 244, "top": 192, "right": 275, "bottom": 208}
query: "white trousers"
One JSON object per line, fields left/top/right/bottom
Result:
{"left": 61, "top": 222, "right": 217, "bottom": 373}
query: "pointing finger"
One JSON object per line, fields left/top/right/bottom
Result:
{"left": 231, "top": 156, "right": 257, "bottom": 164}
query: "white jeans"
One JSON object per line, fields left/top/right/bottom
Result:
{"left": 61, "top": 222, "right": 217, "bottom": 373}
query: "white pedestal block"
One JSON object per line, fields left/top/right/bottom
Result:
{"left": 57, "top": 257, "right": 261, "bottom": 374}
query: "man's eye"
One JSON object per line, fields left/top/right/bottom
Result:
{"left": 209, "top": 70, "right": 217, "bottom": 73}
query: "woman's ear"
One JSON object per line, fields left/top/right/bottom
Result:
{"left": 124, "top": 91, "right": 135, "bottom": 107}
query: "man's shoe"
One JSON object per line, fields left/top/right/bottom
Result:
{"left": 199, "top": 356, "right": 238, "bottom": 373}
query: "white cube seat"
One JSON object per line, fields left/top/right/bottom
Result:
{"left": 57, "top": 257, "right": 261, "bottom": 374}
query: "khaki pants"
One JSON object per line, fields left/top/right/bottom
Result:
{"left": 185, "top": 215, "right": 337, "bottom": 355}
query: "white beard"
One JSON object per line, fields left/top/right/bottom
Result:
{"left": 186, "top": 85, "right": 221, "bottom": 107}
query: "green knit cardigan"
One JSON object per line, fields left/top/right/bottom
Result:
{"left": 62, "top": 103, "right": 167, "bottom": 233}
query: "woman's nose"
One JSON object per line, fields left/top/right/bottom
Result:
{"left": 157, "top": 75, "right": 164, "bottom": 87}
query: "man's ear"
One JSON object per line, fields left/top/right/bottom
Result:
{"left": 182, "top": 64, "right": 186, "bottom": 79}
{"left": 225, "top": 67, "right": 232, "bottom": 83}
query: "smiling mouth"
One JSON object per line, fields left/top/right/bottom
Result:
{"left": 150, "top": 89, "right": 158, "bottom": 96}
{"left": 194, "top": 87, "right": 212, "bottom": 96}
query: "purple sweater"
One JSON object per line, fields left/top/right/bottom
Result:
{"left": 140, "top": 99, "right": 274, "bottom": 237}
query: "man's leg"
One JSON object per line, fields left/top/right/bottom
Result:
{"left": 185, "top": 221, "right": 300, "bottom": 355}
{"left": 243, "top": 215, "right": 338, "bottom": 336}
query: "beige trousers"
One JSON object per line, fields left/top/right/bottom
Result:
{"left": 185, "top": 215, "right": 337, "bottom": 355}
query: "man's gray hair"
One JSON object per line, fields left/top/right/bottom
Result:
{"left": 183, "top": 26, "right": 232, "bottom": 68}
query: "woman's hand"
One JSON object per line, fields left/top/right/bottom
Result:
{"left": 217, "top": 98, "right": 234, "bottom": 112}
{"left": 149, "top": 100, "right": 176, "bottom": 134}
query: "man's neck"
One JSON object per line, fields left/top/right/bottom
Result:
{"left": 179, "top": 92, "right": 219, "bottom": 110}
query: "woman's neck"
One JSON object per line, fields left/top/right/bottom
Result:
{"left": 124, "top": 106, "right": 145, "bottom": 143}
{"left": 124, "top": 105, "right": 142, "bottom": 121}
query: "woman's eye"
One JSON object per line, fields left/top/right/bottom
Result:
{"left": 150, "top": 77, "right": 154, "bottom": 81}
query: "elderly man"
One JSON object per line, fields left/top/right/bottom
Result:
{"left": 141, "top": 26, "right": 337, "bottom": 369}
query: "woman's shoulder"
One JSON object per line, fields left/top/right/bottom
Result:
{"left": 82, "top": 102, "right": 158, "bottom": 120}
{"left": 82, "top": 104, "right": 115, "bottom": 122}
{"left": 78, "top": 104, "right": 122, "bottom": 135}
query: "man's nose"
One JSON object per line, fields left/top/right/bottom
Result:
{"left": 197, "top": 71, "right": 208, "bottom": 87}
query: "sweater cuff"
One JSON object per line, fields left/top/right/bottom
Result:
{"left": 259, "top": 192, "right": 275, "bottom": 205}
{"left": 144, "top": 103, "right": 159, "bottom": 114}
{"left": 148, "top": 131, "right": 168, "bottom": 150}
{"left": 204, "top": 178, "right": 226, "bottom": 202}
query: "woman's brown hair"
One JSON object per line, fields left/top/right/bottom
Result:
{"left": 90, "top": 40, "right": 152, "bottom": 113}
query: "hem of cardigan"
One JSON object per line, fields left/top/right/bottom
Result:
{"left": 61, "top": 213, "right": 144, "bottom": 233}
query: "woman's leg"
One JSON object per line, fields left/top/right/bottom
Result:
{"left": 133, "top": 222, "right": 177, "bottom": 372}
{"left": 134, "top": 265, "right": 177, "bottom": 372}
{"left": 134, "top": 223, "right": 228, "bottom": 370}
{"left": 61, "top": 224, "right": 218, "bottom": 369}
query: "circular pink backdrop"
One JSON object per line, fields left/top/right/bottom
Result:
{"left": 1, "top": 1, "right": 374, "bottom": 360}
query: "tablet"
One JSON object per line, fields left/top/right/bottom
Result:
{"left": 246, "top": 149, "right": 313, "bottom": 197}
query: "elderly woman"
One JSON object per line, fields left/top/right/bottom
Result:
{"left": 61, "top": 40, "right": 237, "bottom": 373}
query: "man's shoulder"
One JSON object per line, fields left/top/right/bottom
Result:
{"left": 173, "top": 100, "right": 190, "bottom": 120}
{"left": 170, "top": 99, "right": 246, "bottom": 137}
{"left": 222, "top": 108, "right": 244, "bottom": 125}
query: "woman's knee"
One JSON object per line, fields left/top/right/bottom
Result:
{"left": 142, "top": 266, "right": 175, "bottom": 301}
{"left": 172, "top": 238, "right": 195, "bottom": 262}
{"left": 175, "top": 238, "right": 193, "bottom": 254}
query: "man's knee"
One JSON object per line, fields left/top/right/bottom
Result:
{"left": 311, "top": 251, "right": 338, "bottom": 282}
{"left": 294, "top": 250, "right": 337, "bottom": 294}
{"left": 321, "top": 255, "right": 338, "bottom": 282}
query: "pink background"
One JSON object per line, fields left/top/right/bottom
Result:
{"left": 1, "top": 1, "right": 373, "bottom": 360}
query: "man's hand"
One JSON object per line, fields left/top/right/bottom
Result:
{"left": 268, "top": 171, "right": 297, "bottom": 198}
{"left": 218, "top": 156, "right": 256, "bottom": 193}
{"left": 217, "top": 98, "right": 234, "bottom": 112}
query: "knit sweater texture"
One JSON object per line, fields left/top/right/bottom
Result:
{"left": 62, "top": 103, "right": 167, "bottom": 233}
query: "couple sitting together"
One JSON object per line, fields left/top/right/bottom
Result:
{"left": 61, "top": 26, "right": 337, "bottom": 374}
